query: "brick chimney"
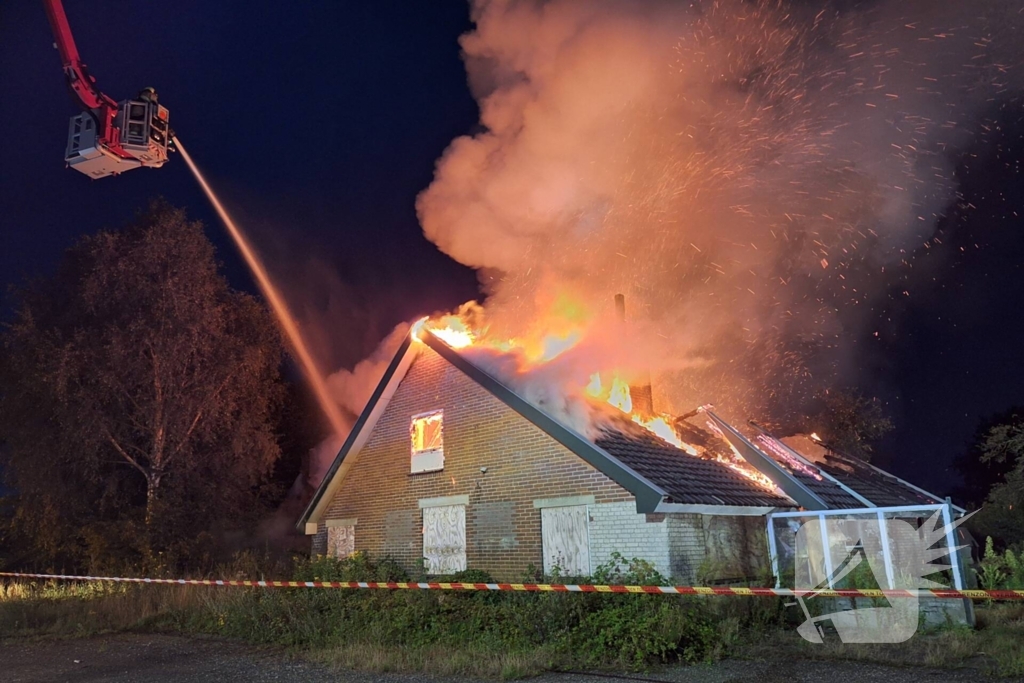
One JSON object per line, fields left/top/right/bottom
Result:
{"left": 614, "top": 293, "right": 654, "bottom": 416}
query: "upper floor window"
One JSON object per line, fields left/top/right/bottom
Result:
{"left": 411, "top": 410, "right": 444, "bottom": 473}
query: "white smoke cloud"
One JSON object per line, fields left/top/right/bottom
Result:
{"left": 294, "top": 322, "right": 411, "bottom": 490}
{"left": 417, "top": 0, "right": 1022, "bottom": 419}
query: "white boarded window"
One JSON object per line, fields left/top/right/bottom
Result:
{"left": 411, "top": 410, "right": 444, "bottom": 473}
{"left": 327, "top": 525, "right": 355, "bottom": 559}
{"left": 541, "top": 505, "right": 590, "bottom": 576}
{"left": 422, "top": 505, "right": 466, "bottom": 574}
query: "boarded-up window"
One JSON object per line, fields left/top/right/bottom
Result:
{"left": 411, "top": 410, "right": 444, "bottom": 473}
{"left": 541, "top": 505, "right": 590, "bottom": 576}
{"left": 327, "top": 525, "right": 355, "bottom": 559}
{"left": 423, "top": 505, "right": 466, "bottom": 574}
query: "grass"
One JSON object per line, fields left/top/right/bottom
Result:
{"left": 0, "top": 578, "right": 713, "bottom": 679}
{"left": 4, "top": 571, "right": 1024, "bottom": 679}
{"left": 736, "top": 603, "right": 1024, "bottom": 678}
{"left": 308, "top": 642, "right": 559, "bottom": 679}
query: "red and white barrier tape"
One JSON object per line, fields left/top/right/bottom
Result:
{"left": 1, "top": 571, "right": 1021, "bottom": 600}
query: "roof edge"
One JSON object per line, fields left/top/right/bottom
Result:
{"left": 420, "top": 331, "right": 668, "bottom": 513}
{"left": 655, "top": 503, "right": 782, "bottom": 516}
{"left": 748, "top": 423, "right": 876, "bottom": 508}
{"left": 704, "top": 410, "right": 826, "bottom": 511}
{"left": 296, "top": 333, "right": 417, "bottom": 530}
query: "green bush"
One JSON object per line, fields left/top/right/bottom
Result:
{"left": 979, "top": 536, "right": 1024, "bottom": 590}
{"left": 592, "top": 552, "right": 669, "bottom": 586}
{"left": 3, "top": 551, "right": 734, "bottom": 673}
{"left": 293, "top": 552, "right": 410, "bottom": 583}
{"left": 568, "top": 596, "right": 717, "bottom": 669}
{"left": 169, "top": 551, "right": 725, "bottom": 671}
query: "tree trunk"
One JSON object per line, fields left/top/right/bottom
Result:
{"left": 145, "top": 472, "right": 162, "bottom": 529}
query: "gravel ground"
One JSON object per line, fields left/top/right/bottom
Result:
{"left": 0, "top": 634, "right": 1015, "bottom": 683}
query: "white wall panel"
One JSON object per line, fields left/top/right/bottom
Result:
{"left": 423, "top": 505, "right": 466, "bottom": 574}
{"left": 327, "top": 525, "right": 355, "bottom": 558}
{"left": 541, "top": 505, "right": 590, "bottom": 576}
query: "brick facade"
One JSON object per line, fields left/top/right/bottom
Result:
{"left": 589, "top": 502, "right": 671, "bottom": 577}
{"left": 315, "top": 346, "right": 634, "bottom": 580}
{"left": 311, "top": 344, "right": 773, "bottom": 583}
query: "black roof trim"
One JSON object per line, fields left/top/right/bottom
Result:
{"left": 421, "top": 332, "right": 667, "bottom": 513}
{"left": 296, "top": 334, "right": 414, "bottom": 529}
{"left": 704, "top": 410, "right": 829, "bottom": 511}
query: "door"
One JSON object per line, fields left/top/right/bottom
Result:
{"left": 541, "top": 505, "right": 590, "bottom": 576}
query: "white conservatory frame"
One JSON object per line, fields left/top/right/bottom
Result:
{"left": 766, "top": 503, "right": 966, "bottom": 590}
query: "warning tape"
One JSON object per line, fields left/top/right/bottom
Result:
{"left": 2, "top": 571, "right": 1023, "bottom": 600}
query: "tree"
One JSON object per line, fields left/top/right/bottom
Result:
{"left": 954, "top": 408, "right": 1023, "bottom": 507}
{"left": 807, "top": 390, "right": 894, "bottom": 461}
{"left": 0, "top": 202, "right": 285, "bottom": 571}
{"left": 957, "top": 409, "right": 1024, "bottom": 546}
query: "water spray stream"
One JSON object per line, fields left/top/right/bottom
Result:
{"left": 174, "top": 137, "right": 349, "bottom": 438}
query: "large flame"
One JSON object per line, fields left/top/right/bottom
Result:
{"left": 413, "top": 306, "right": 774, "bottom": 490}
{"left": 413, "top": 315, "right": 475, "bottom": 348}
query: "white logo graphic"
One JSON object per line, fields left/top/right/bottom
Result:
{"left": 792, "top": 509, "right": 970, "bottom": 643}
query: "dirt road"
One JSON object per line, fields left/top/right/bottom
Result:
{"left": 0, "top": 634, "right": 1010, "bottom": 682}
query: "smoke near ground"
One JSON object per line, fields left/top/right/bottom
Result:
{"left": 416, "top": 0, "right": 1023, "bottom": 422}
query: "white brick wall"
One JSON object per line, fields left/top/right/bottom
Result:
{"left": 588, "top": 502, "right": 671, "bottom": 578}
{"left": 667, "top": 514, "right": 709, "bottom": 582}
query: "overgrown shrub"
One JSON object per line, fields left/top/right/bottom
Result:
{"left": 293, "top": 552, "right": 410, "bottom": 583}
{"left": 568, "top": 596, "right": 717, "bottom": 669}
{"left": 3, "top": 551, "right": 738, "bottom": 673}
{"left": 978, "top": 536, "right": 1024, "bottom": 590}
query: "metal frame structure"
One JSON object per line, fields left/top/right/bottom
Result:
{"left": 766, "top": 503, "right": 965, "bottom": 591}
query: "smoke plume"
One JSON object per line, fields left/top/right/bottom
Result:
{"left": 417, "top": 0, "right": 1022, "bottom": 421}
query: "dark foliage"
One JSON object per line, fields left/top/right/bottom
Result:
{"left": 957, "top": 409, "right": 1024, "bottom": 546}
{"left": 0, "top": 202, "right": 285, "bottom": 572}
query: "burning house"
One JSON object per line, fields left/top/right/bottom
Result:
{"left": 297, "top": 318, "right": 966, "bottom": 588}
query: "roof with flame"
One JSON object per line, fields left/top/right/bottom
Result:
{"left": 298, "top": 329, "right": 799, "bottom": 529}
{"left": 748, "top": 430, "right": 963, "bottom": 512}
{"left": 687, "top": 414, "right": 963, "bottom": 513}
{"left": 297, "top": 327, "right": 960, "bottom": 530}
{"left": 595, "top": 423, "right": 794, "bottom": 508}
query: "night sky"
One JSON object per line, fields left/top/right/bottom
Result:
{"left": 1, "top": 1, "right": 1022, "bottom": 496}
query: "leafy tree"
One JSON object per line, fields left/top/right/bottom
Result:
{"left": 807, "top": 390, "right": 894, "bottom": 461}
{"left": 954, "top": 407, "right": 1023, "bottom": 507}
{"left": 959, "top": 410, "right": 1024, "bottom": 546}
{"left": 0, "top": 202, "right": 285, "bottom": 571}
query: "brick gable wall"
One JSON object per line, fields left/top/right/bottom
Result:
{"left": 314, "top": 345, "right": 634, "bottom": 580}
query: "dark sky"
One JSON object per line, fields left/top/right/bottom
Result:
{"left": 1, "top": 1, "right": 1022, "bottom": 496}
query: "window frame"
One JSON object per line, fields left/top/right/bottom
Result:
{"left": 410, "top": 409, "right": 444, "bottom": 473}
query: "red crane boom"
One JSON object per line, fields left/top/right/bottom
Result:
{"left": 42, "top": 0, "right": 171, "bottom": 178}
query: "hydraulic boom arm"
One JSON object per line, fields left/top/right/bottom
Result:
{"left": 42, "top": 0, "right": 130, "bottom": 159}
{"left": 41, "top": 0, "right": 171, "bottom": 178}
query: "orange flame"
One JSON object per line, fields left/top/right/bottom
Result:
{"left": 714, "top": 450, "right": 776, "bottom": 489}
{"left": 413, "top": 315, "right": 475, "bottom": 348}
{"left": 608, "top": 375, "right": 633, "bottom": 413}
{"left": 413, "top": 307, "right": 774, "bottom": 490}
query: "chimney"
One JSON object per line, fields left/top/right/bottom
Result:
{"left": 614, "top": 293, "right": 654, "bottom": 416}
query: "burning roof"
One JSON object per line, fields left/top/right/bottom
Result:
{"left": 298, "top": 313, "right": 962, "bottom": 530}
{"left": 595, "top": 421, "right": 792, "bottom": 509}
